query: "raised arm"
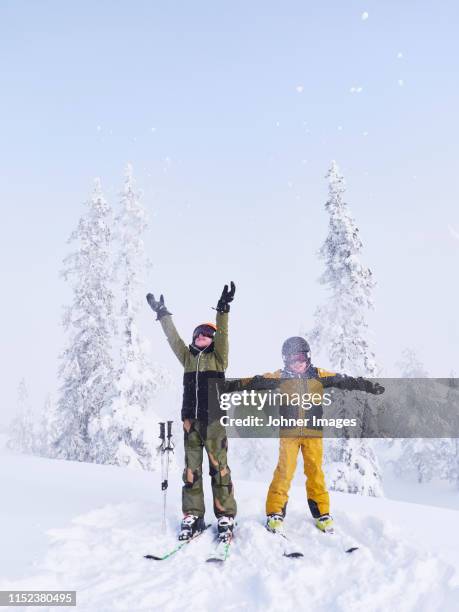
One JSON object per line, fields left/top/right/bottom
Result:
{"left": 213, "top": 281, "right": 235, "bottom": 369}
{"left": 214, "top": 312, "right": 229, "bottom": 368}
{"left": 146, "top": 292, "right": 187, "bottom": 366}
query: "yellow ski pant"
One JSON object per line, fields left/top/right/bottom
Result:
{"left": 266, "top": 437, "right": 330, "bottom": 518}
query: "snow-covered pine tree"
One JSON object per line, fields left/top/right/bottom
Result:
{"left": 55, "top": 178, "right": 117, "bottom": 463}
{"left": 230, "top": 436, "right": 274, "bottom": 478}
{"left": 446, "top": 439, "right": 459, "bottom": 490}
{"left": 310, "top": 161, "right": 383, "bottom": 497}
{"left": 310, "top": 161, "right": 376, "bottom": 374}
{"left": 446, "top": 374, "right": 459, "bottom": 488}
{"left": 35, "top": 393, "right": 61, "bottom": 458}
{"left": 7, "top": 378, "right": 35, "bottom": 454}
{"left": 109, "top": 164, "right": 166, "bottom": 470}
{"left": 396, "top": 348, "right": 429, "bottom": 378}
{"left": 394, "top": 351, "right": 459, "bottom": 487}
{"left": 395, "top": 437, "right": 456, "bottom": 484}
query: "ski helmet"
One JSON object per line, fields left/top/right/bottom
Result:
{"left": 282, "top": 337, "right": 311, "bottom": 365}
{"left": 192, "top": 322, "right": 217, "bottom": 342}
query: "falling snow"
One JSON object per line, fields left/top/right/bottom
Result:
{"left": 448, "top": 225, "right": 459, "bottom": 241}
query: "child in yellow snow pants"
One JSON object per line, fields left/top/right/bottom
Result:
{"left": 266, "top": 437, "right": 330, "bottom": 519}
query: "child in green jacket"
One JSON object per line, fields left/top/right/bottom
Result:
{"left": 146, "top": 283, "right": 237, "bottom": 542}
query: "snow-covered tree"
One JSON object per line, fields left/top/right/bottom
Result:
{"left": 311, "top": 161, "right": 383, "bottom": 497}
{"left": 446, "top": 375, "right": 459, "bottom": 488}
{"left": 109, "top": 164, "right": 166, "bottom": 470}
{"left": 7, "top": 378, "right": 35, "bottom": 454}
{"left": 310, "top": 161, "right": 376, "bottom": 375}
{"left": 393, "top": 349, "right": 430, "bottom": 482}
{"left": 34, "top": 393, "right": 61, "bottom": 458}
{"left": 396, "top": 348, "right": 429, "bottom": 378}
{"left": 393, "top": 352, "right": 459, "bottom": 487}
{"left": 55, "top": 178, "right": 117, "bottom": 463}
{"left": 325, "top": 437, "right": 383, "bottom": 496}
{"left": 230, "top": 437, "right": 274, "bottom": 477}
{"left": 395, "top": 438, "right": 454, "bottom": 484}
{"left": 445, "top": 439, "right": 459, "bottom": 489}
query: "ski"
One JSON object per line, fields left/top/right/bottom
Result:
{"left": 268, "top": 525, "right": 357, "bottom": 556}
{"left": 144, "top": 525, "right": 210, "bottom": 561}
{"left": 316, "top": 527, "right": 359, "bottom": 554}
{"left": 206, "top": 534, "right": 233, "bottom": 563}
{"left": 268, "top": 530, "right": 304, "bottom": 558}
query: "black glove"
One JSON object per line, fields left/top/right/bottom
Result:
{"left": 216, "top": 281, "right": 236, "bottom": 313}
{"left": 368, "top": 381, "right": 385, "bottom": 395}
{"left": 146, "top": 293, "right": 172, "bottom": 320}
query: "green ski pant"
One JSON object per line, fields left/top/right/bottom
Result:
{"left": 182, "top": 419, "right": 237, "bottom": 518}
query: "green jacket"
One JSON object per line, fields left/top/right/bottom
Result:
{"left": 160, "top": 312, "right": 228, "bottom": 422}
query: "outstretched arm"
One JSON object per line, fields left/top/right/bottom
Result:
{"left": 146, "top": 293, "right": 187, "bottom": 366}
{"left": 318, "top": 369, "right": 384, "bottom": 394}
{"left": 224, "top": 371, "right": 282, "bottom": 393}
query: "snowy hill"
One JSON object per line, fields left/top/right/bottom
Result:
{"left": 1, "top": 445, "right": 459, "bottom": 612}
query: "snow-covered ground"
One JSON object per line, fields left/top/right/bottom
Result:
{"left": 1, "top": 441, "right": 459, "bottom": 612}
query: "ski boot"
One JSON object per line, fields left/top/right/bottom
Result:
{"left": 217, "top": 516, "right": 235, "bottom": 542}
{"left": 315, "top": 514, "right": 334, "bottom": 534}
{"left": 178, "top": 514, "right": 206, "bottom": 541}
{"left": 266, "top": 513, "right": 284, "bottom": 534}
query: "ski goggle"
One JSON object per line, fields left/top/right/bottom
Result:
{"left": 285, "top": 352, "right": 310, "bottom": 364}
{"left": 193, "top": 324, "right": 216, "bottom": 340}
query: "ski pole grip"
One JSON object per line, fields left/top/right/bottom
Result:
{"left": 159, "top": 422, "right": 165, "bottom": 441}
{"left": 167, "top": 420, "right": 173, "bottom": 439}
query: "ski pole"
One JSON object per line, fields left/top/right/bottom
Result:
{"left": 158, "top": 421, "right": 174, "bottom": 533}
{"left": 158, "top": 422, "right": 166, "bottom": 532}
{"left": 159, "top": 422, "right": 165, "bottom": 446}
{"left": 166, "top": 420, "right": 173, "bottom": 450}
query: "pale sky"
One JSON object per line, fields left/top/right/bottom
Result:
{"left": 1, "top": 0, "right": 458, "bottom": 425}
